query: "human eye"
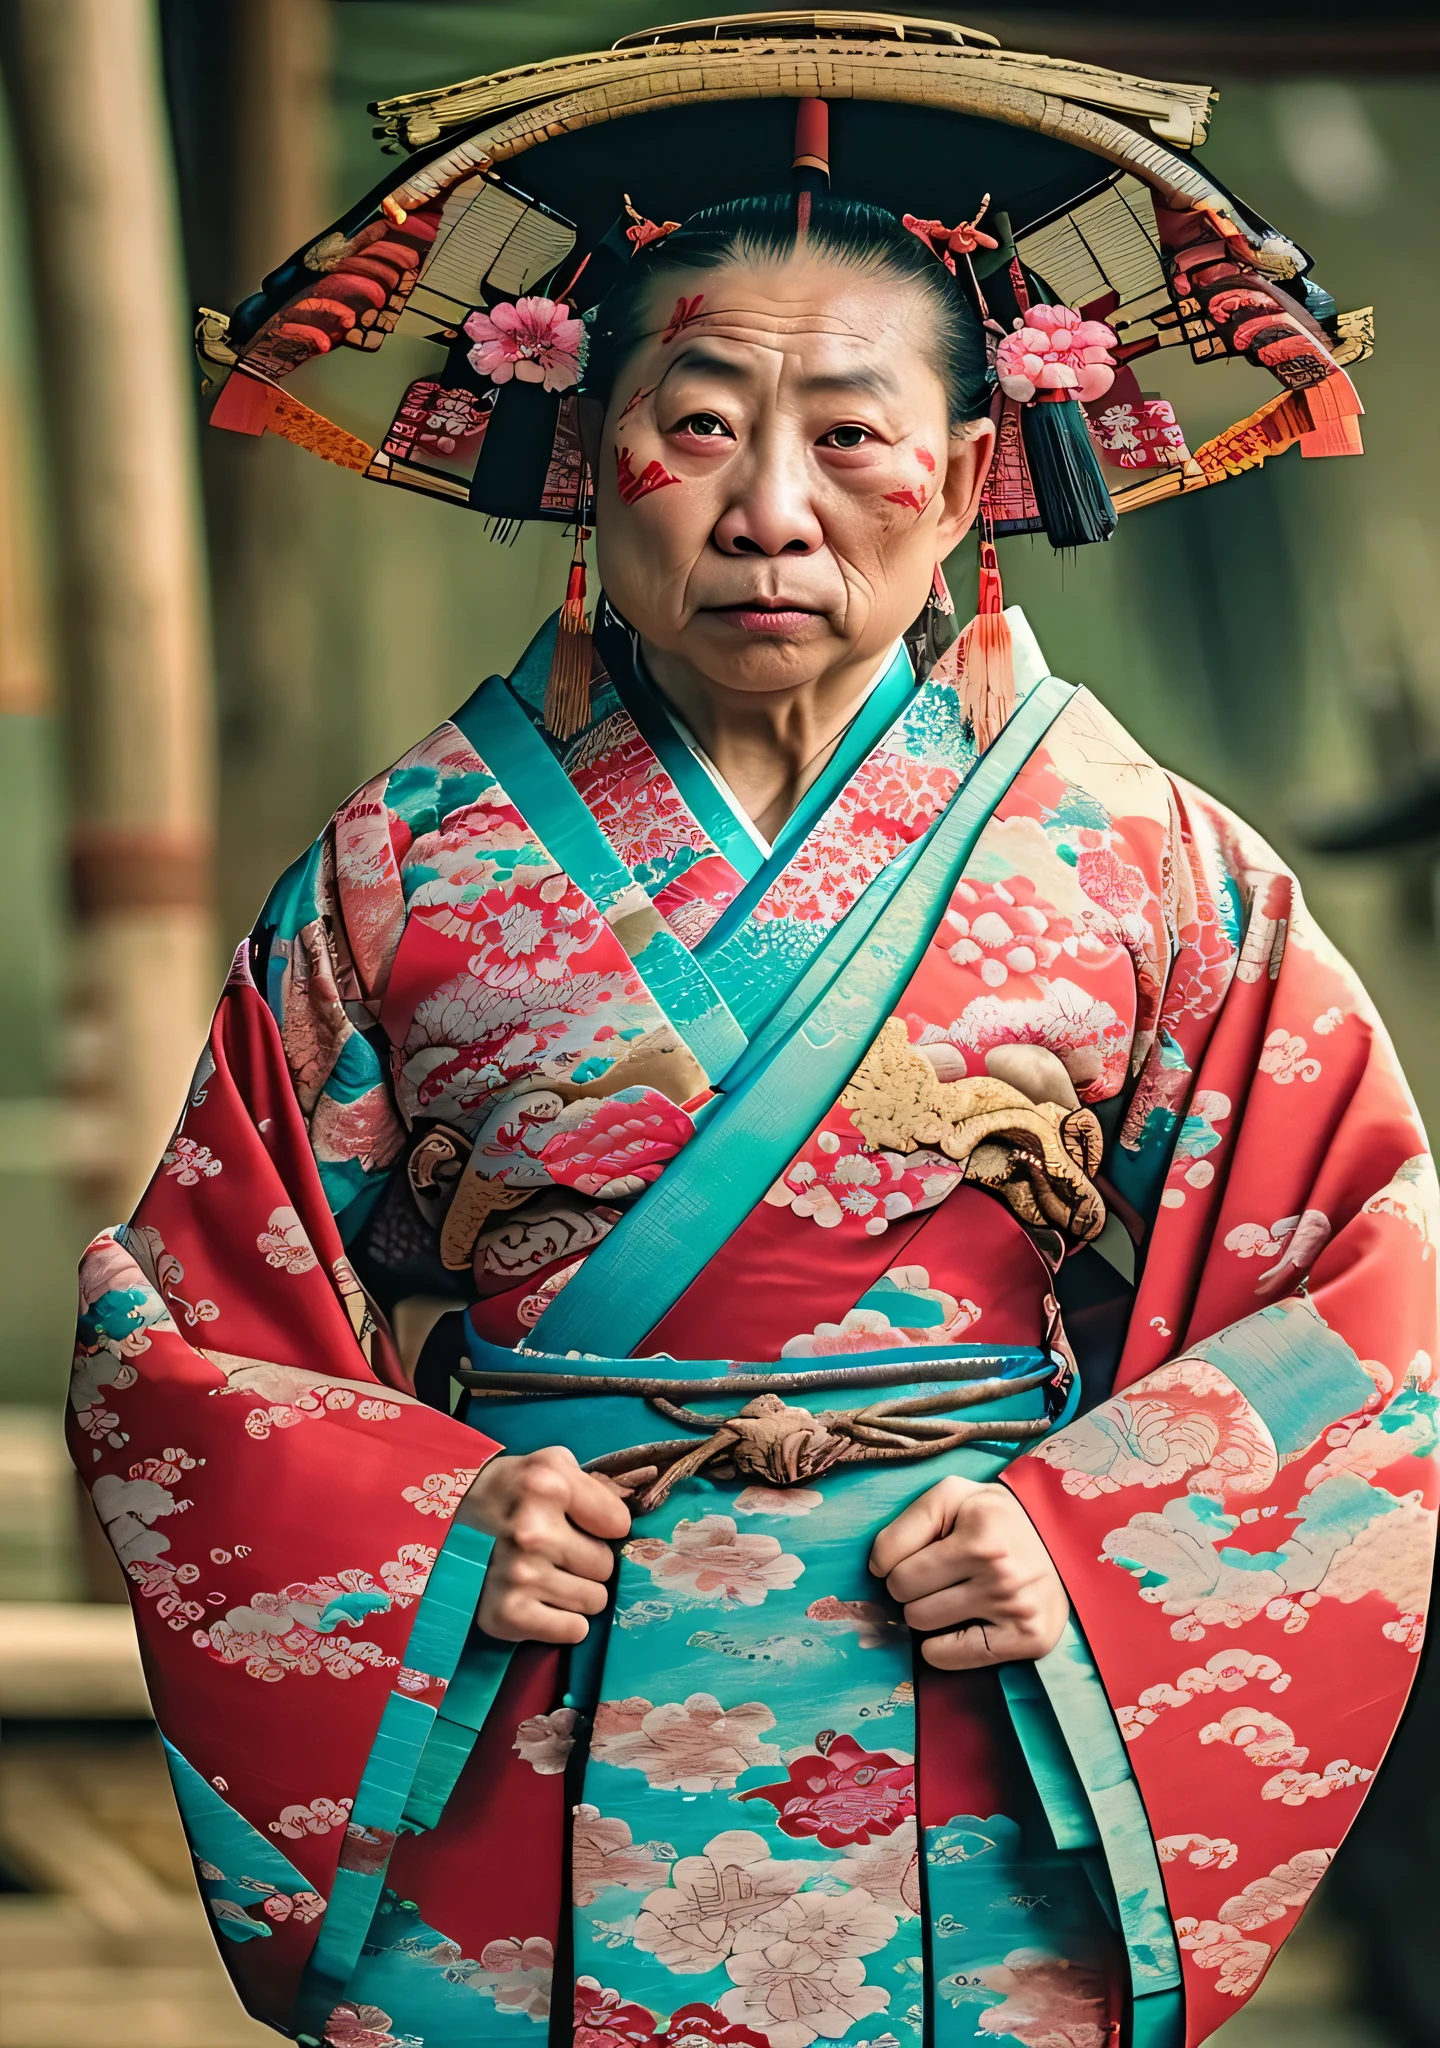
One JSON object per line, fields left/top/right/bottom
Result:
{"left": 667, "top": 410, "right": 734, "bottom": 441}
{"left": 817, "top": 423, "right": 876, "bottom": 451}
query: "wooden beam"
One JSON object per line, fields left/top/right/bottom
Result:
{"left": 0, "top": 0, "right": 217, "bottom": 1213}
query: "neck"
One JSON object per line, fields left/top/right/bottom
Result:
{"left": 638, "top": 639, "right": 899, "bottom": 842}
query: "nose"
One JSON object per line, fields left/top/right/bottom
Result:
{"left": 712, "top": 443, "right": 824, "bottom": 559}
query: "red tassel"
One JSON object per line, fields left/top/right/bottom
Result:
{"left": 544, "top": 530, "right": 595, "bottom": 741}
{"left": 956, "top": 539, "right": 1015, "bottom": 750}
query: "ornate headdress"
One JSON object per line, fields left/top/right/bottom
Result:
{"left": 196, "top": 8, "right": 1371, "bottom": 722}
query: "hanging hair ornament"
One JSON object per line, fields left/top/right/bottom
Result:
{"left": 544, "top": 526, "right": 595, "bottom": 741}
{"left": 1000, "top": 265, "right": 1118, "bottom": 549}
{"left": 623, "top": 194, "right": 681, "bottom": 250}
{"left": 954, "top": 527, "right": 1014, "bottom": 752}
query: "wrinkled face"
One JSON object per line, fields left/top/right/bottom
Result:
{"left": 594, "top": 253, "right": 994, "bottom": 696}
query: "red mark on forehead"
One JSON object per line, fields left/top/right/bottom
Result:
{"left": 661, "top": 294, "right": 705, "bottom": 345}
{"left": 617, "top": 384, "right": 655, "bottom": 424}
{"left": 884, "top": 487, "right": 928, "bottom": 513}
{"left": 915, "top": 447, "right": 937, "bottom": 473}
{"left": 616, "top": 445, "right": 681, "bottom": 504}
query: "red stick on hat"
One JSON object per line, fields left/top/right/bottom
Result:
{"left": 792, "top": 99, "right": 830, "bottom": 236}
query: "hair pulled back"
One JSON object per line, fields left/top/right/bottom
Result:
{"left": 583, "top": 192, "right": 991, "bottom": 424}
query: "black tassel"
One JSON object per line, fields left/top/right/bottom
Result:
{"left": 1020, "top": 396, "right": 1118, "bottom": 550}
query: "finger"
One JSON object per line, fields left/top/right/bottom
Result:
{"left": 920, "top": 1617, "right": 1040, "bottom": 1671}
{"left": 509, "top": 1499, "right": 616, "bottom": 1583}
{"left": 869, "top": 1476, "right": 978, "bottom": 1579}
{"left": 480, "top": 1587, "right": 590, "bottom": 1646}
{"left": 883, "top": 1529, "right": 999, "bottom": 1606}
{"left": 505, "top": 1552, "right": 611, "bottom": 1617}
{"left": 565, "top": 1466, "right": 633, "bottom": 1543}
{"left": 900, "top": 1578, "right": 1015, "bottom": 1635}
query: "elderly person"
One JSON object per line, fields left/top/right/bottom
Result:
{"left": 70, "top": 25, "right": 1433, "bottom": 2048}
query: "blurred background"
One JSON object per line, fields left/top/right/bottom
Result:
{"left": 0, "top": 1, "right": 1436, "bottom": 2044}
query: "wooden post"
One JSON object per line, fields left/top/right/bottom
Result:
{"left": 209, "top": 0, "right": 338, "bottom": 941}
{"left": 1, "top": 0, "right": 217, "bottom": 1215}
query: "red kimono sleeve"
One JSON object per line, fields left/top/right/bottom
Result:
{"left": 1005, "top": 792, "right": 1439, "bottom": 2046}
{"left": 67, "top": 944, "right": 499, "bottom": 2028}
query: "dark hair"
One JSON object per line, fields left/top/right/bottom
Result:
{"left": 583, "top": 192, "right": 991, "bottom": 423}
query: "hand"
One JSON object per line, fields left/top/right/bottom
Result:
{"left": 869, "top": 1474, "right": 1068, "bottom": 1670}
{"left": 458, "top": 1445, "right": 631, "bottom": 1645}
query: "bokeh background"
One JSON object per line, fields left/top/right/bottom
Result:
{"left": 0, "top": 2, "right": 1436, "bottom": 2044}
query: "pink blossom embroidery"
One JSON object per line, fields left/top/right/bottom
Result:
{"left": 402, "top": 1468, "right": 482, "bottom": 1518}
{"left": 514, "top": 1706, "right": 580, "bottom": 1775}
{"left": 256, "top": 1205, "right": 319, "bottom": 1274}
{"left": 471, "top": 1935, "right": 554, "bottom": 2020}
{"left": 571, "top": 1804, "right": 675, "bottom": 1907}
{"left": 464, "top": 297, "right": 582, "bottom": 390}
{"left": 269, "top": 1796, "right": 353, "bottom": 1839}
{"left": 590, "top": 1693, "right": 780, "bottom": 1791}
{"left": 324, "top": 2004, "right": 399, "bottom": 2048}
{"left": 162, "top": 1137, "right": 222, "bottom": 1185}
{"left": 623, "top": 1514, "right": 803, "bottom": 1607}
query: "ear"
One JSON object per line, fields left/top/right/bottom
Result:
{"left": 934, "top": 415, "right": 996, "bottom": 558}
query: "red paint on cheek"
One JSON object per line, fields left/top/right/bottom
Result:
{"left": 915, "top": 446, "right": 937, "bottom": 473}
{"left": 616, "top": 444, "right": 681, "bottom": 504}
{"left": 617, "top": 384, "right": 656, "bottom": 424}
{"left": 883, "top": 487, "right": 928, "bottom": 513}
{"left": 660, "top": 294, "right": 705, "bottom": 344}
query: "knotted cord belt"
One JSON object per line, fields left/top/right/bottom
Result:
{"left": 455, "top": 1352, "right": 1060, "bottom": 1513}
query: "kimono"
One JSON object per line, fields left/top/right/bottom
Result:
{"left": 68, "top": 605, "right": 1439, "bottom": 2048}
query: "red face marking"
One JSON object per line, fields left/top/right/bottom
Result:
{"left": 915, "top": 446, "right": 937, "bottom": 473}
{"left": 616, "top": 444, "right": 681, "bottom": 504}
{"left": 883, "top": 487, "right": 928, "bottom": 513}
{"left": 660, "top": 294, "right": 705, "bottom": 345}
{"left": 617, "top": 384, "right": 656, "bottom": 424}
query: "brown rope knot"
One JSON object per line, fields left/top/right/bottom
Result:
{"left": 585, "top": 1377, "right": 1054, "bottom": 1516}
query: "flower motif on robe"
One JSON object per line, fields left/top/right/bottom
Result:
{"left": 514, "top": 1706, "right": 579, "bottom": 1775}
{"left": 716, "top": 1888, "right": 896, "bottom": 2048}
{"left": 256, "top": 1206, "right": 319, "bottom": 1274}
{"left": 575, "top": 1977, "right": 662, "bottom": 2048}
{"left": 324, "top": 2003, "right": 405, "bottom": 2048}
{"left": 470, "top": 1935, "right": 554, "bottom": 2020}
{"left": 623, "top": 1516, "right": 804, "bottom": 1608}
{"left": 946, "top": 1951, "right": 1111, "bottom": 2045}
{"left": 738, "top": 1734, "right": 915, "bottom": 1847}
{"left": 590, "top": 1694, "right": 781, "bottom": 1791}
{"left": 572, "top": 1805, "right": 676, "bottom": 1907}
{"left": 632, "top": 1829, "right": 820, "bottom": 1973}
{"left": 837, "top": 1820, "right": 923, "bottom": 1917}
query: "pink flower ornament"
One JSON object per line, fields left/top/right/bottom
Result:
{"left": 995, "top": 302, "right": 1118, "bottom": 405}
{"left": 464, "top": 296, "right": 583, "bottom": 391}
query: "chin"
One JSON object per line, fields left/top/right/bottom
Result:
{"left": 682, "top": 619, "right": 835, "bottom": 694}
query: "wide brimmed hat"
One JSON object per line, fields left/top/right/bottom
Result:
{"left": 197, "top": 10, "right": 1372, "bottom": 536}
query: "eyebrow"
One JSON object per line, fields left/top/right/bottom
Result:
{"left": 660, "top": 348, "right": 901, "bottom": 402}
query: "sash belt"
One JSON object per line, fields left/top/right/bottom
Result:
{"left": 455, "top": 1352, "right": 1060, "bottom": 1513}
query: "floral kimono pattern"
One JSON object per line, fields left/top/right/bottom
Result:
{"left": 68, "top": 608, "right": 1437, "bottom": 2048}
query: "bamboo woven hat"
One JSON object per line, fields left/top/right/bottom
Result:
{"left": 196, "top": 10, "right": 1374, "bottom": 531}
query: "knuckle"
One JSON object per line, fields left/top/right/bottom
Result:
{"left": 509, "top": 1514, "right": 554, "bottom": 1555}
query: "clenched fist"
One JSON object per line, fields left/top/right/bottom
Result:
{"left": 457, "top": 1445, "right": 631, "bottom": 1645}
{"left": 869, "top": 1473, "right": 1068, "bottom": 1670}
